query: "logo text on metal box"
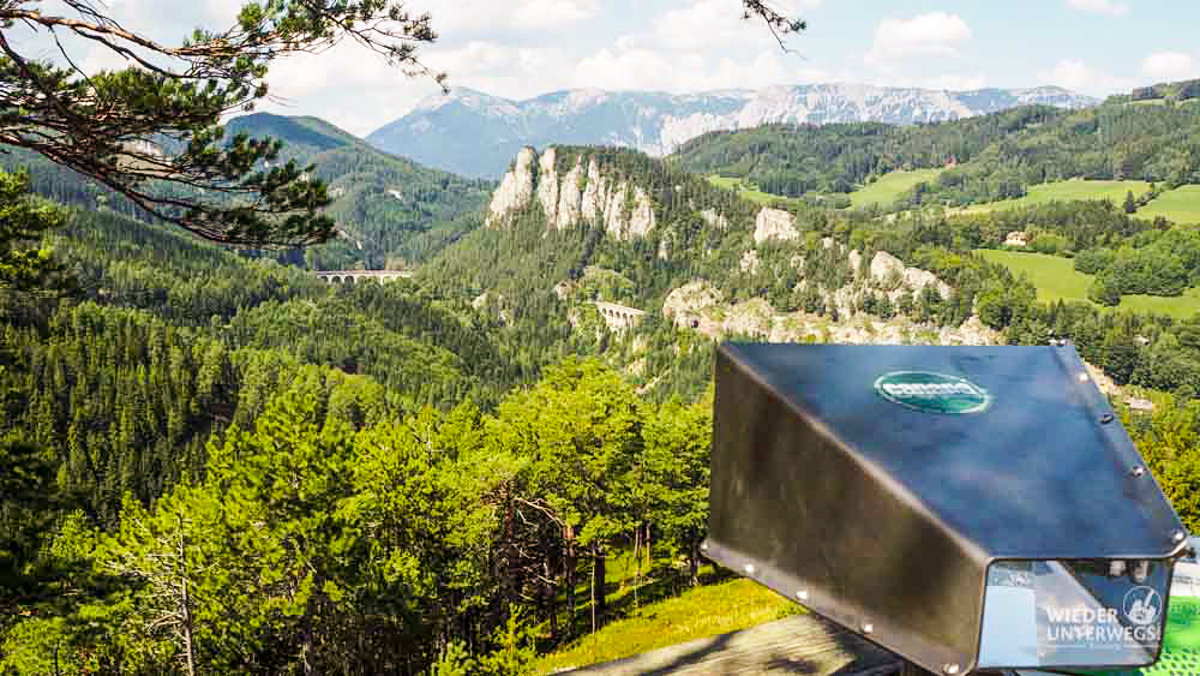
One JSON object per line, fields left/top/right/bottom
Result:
{"left": 874, "top": 371, "right": 992, "bottom": 414}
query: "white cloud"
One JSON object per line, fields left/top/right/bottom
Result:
{"left": 433, "top": 43, "right": 573, "bottom": 95}
{"left": 408, "top": 0, "right": 597, "bottom": 32}
{"left": 425, "top": 41, "right": 518, "bottom": 75}
{"left": 615, "top": 34, "right": 643, "bottom": 51}
{"left": 1142, "top": 51, "right": 1200, "bottom": 82}
{"left": 200, "top": 0, "right": 245, "bottom": 24}
{"left": 865, "top": 12, "right": 972, "bottom": 67}
{"left": 574, "top": 47, "right": 688, "bottom": 90}
{"left": 1037, "top": 58, "right": 1135, "bottom": 94}
{"left": 656, "top": 0, "right": 749, "bottom": 51}
{"left": 512, "top": 0, "right": 598, "bottom": 29}
{"left": 259, "top": 40, "right": 565, "bottom": 134}
{"left": 266, "top": 42, "right": 391, "bottom": 100}
{"left": 1038, "top": 59, "right": 1098, "bottom": 90}
{"left": 80, "top": 46, "right": 135, "bottom": 73}
{"left": 406, "top": 0, "right": 514, "bottom": 32}
{"left": 1065, "top": 0, "right": 1130, "bottom": 17}
{"left": 654, "top": 0, "right": 822, "bottom": 51}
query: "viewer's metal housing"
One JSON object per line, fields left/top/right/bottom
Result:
{"left": 704, "top": 343, "right": 1187, "bottom": 674}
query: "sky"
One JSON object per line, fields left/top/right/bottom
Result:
{"left": 19, "top": 1, "right": 1200, "bottom": 137}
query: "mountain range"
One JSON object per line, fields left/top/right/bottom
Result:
{"left": 366, "top": 83, "right": 1098, "bottom": 179}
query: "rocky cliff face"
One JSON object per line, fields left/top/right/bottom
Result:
{"left": 486, "top": 146, "right": 658, "bottom": 240}
{"left": 486, "top": 147, "right": 536, "bottom": 227}
{"left": 753, "top": 207, "right": 799, "bottom": 244}
{"left": 660, "top": 279, "right": 995, "bottom": 346}
{"left": 662, "top": 240, "right": 957, "bottom": 334}
{"left": 864, "top": 251, "right": 953, "bottom": 301}
{"left": 821, "top": 250, "right": 953, "bottom": 318}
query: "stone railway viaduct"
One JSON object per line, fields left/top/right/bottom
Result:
{"left": 592, "top": 301, "right": 646, "bottom": 331}
{"left": 313, "top": 273, "right": 647, "bottom": 331}
{"left": 314, "top": 270, "right": 414, "bottom": 284}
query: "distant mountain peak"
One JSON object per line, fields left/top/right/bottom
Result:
{"left": 414, "top": 87, "right": 512, "bottom": 113}
{"left": 371, "top": 83, "right": 1099, "bottom": 179}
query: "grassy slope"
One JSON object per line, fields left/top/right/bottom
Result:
{"left": 707, "top": 170, "right": 944, "bottom": 211}
{"left": 975, "top": 250, "right": 1092, "bottom": 302}
{"left": 955, "top": 179, "right": 1153, "bottom": 215}
{"left": 975, "top": 249, "right": 1200, "bottom": 319}
{"left": 849, "top": 168, "right": 943, "bottom": 209}
{"left": 535, "top": 575, "right": 799, "bottom": 674}
{"left": 706, "top": 175, "right": 801, "bottom": 207}
{"left": 1138, "top": 185, "right": 1200, "bottom": 225}
{"left": 532, "top": 546, "right": 802, "bottom": 674}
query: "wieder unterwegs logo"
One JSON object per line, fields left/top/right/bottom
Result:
{"left": 1123, "top": 586, "right": 1163, "bottom": 626}
{"left": 1044, "top": 585, "right": 1163, "bottom": 646}
{"left": 873, "top": 371, "right": 991, "bottom": 414}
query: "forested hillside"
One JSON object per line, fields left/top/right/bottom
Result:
{"left": 0, "top": 113, "right": 492, "bottom": 273}
{"left": 227, "top": 113, "right": 493, "bottom": 269}
{"left": 0, "top": 180, "right": 751, "bottom": 673}
{"left": 4, "top": 82, "right": 1200, "bottom": 675}
{"left": 675, "top": 80, "right": 1200, "bottom": 208}
{"left": 672, "top": 106, "right": 1059, "bottom": 198}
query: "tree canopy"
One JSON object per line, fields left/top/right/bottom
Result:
{"left": 0, "top": 0, "right": 441, "bottom": 246}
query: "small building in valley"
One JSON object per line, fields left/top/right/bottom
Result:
{"left": 1004, "top": 231, "right": 1029, "bottom": 247}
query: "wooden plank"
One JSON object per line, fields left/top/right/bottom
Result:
{"left": 559, "top": 614, "right": 902, "bottom": 675}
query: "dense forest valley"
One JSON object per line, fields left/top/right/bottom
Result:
{"left": 4, "top": 80, "right": 1200, "bottom": 675}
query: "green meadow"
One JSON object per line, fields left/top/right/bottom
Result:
{"left": 706, "top": 175, "right": 801, "bottom": 207}
{"left": 974, "top": 250, "right": 1092, "bottom": 303}
{"left": 534, "top": 574, "right": 799, "bottom": 674}
{"left": 956, "top": 179, "right": 1153, "bottom": 215}
{"left": 1137, "top": 185, "right": 1200, "bottom": 225}
{"left": 975, "top": 249, "right": 1200, "bottom": 320}
{"left": 849, "top": 168, "right": 944, "bottom": 209}
{"left": 708, "top": 169, "right": 946, "bottom": 211}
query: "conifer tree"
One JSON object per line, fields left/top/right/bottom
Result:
{"left": 0, "top": 0, "right": 444, "bottom": 246}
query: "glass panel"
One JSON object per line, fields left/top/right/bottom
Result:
{"left": 1064, "top": 558, "right": 1200, "bottom": 676}
{"left": 978, "top": 559, "right": 1170, "bottom": 670}
{"left": 1157, "top": 558, "right": 1200, "bottom": 675}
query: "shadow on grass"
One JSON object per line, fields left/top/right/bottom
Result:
{"left": 559, "top": 560, "right": 738, "bottom": 636}
{"left": 562, "top": 612, "right": 904, "bottom": 675}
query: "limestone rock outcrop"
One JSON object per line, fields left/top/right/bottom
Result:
{"left": 868, "top": 251, "right": 952, "bottom": 301}
{"left": 700, "top": 209, "right": 728, "bottom": 230}
{"left": 471, "top": 292, "right": 510, "bottom": 324}
{"left": 739, "top": 250, "right": 760, "bottom": 274}
{"left": 486, "top": 146, "right": 657, "bottom": 240}
{"left": 552, "top": 280, "right": 574, "bottom": 300}
{"left": 937, "top": 315, "right": 996, "bottom": 346}
{"left": 818, "top": 250, "right": 954, "bottom": 319}
{"left": 556, "top": 158, "right": 583, "bottom": 230}
{"left": 626, "top": 187, "right": 656, "bottom": 239}
{"left": 658, "top": 230, "right": 673, "bottom": 261}
{"left": 662, "top": 281, "right": 724, "bottom": 332}
{"left": 753, "top": 207, "right": 798, "bottom": 244}
{"left": 663, "top": 280, "right": 999, "bottom": 348}
{"left": 536, "top": 147, "right": 559, "bottom": 223}
{"left": 486, "top": 147, "right": 535, "bottom": 228}
{"left": 724, "top": 299, "right": 774, "bottom": 337}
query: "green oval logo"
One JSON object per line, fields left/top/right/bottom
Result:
{"left": 874, "top": 371, "right": 991, "bottom": 414}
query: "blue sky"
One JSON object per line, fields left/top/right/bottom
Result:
{"left": 25, "top": 1, "right": 1200, "bottom": 135}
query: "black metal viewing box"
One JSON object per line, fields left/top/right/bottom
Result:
{"left": 704, "top": 343, "right": 1191, "bottom": 675}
